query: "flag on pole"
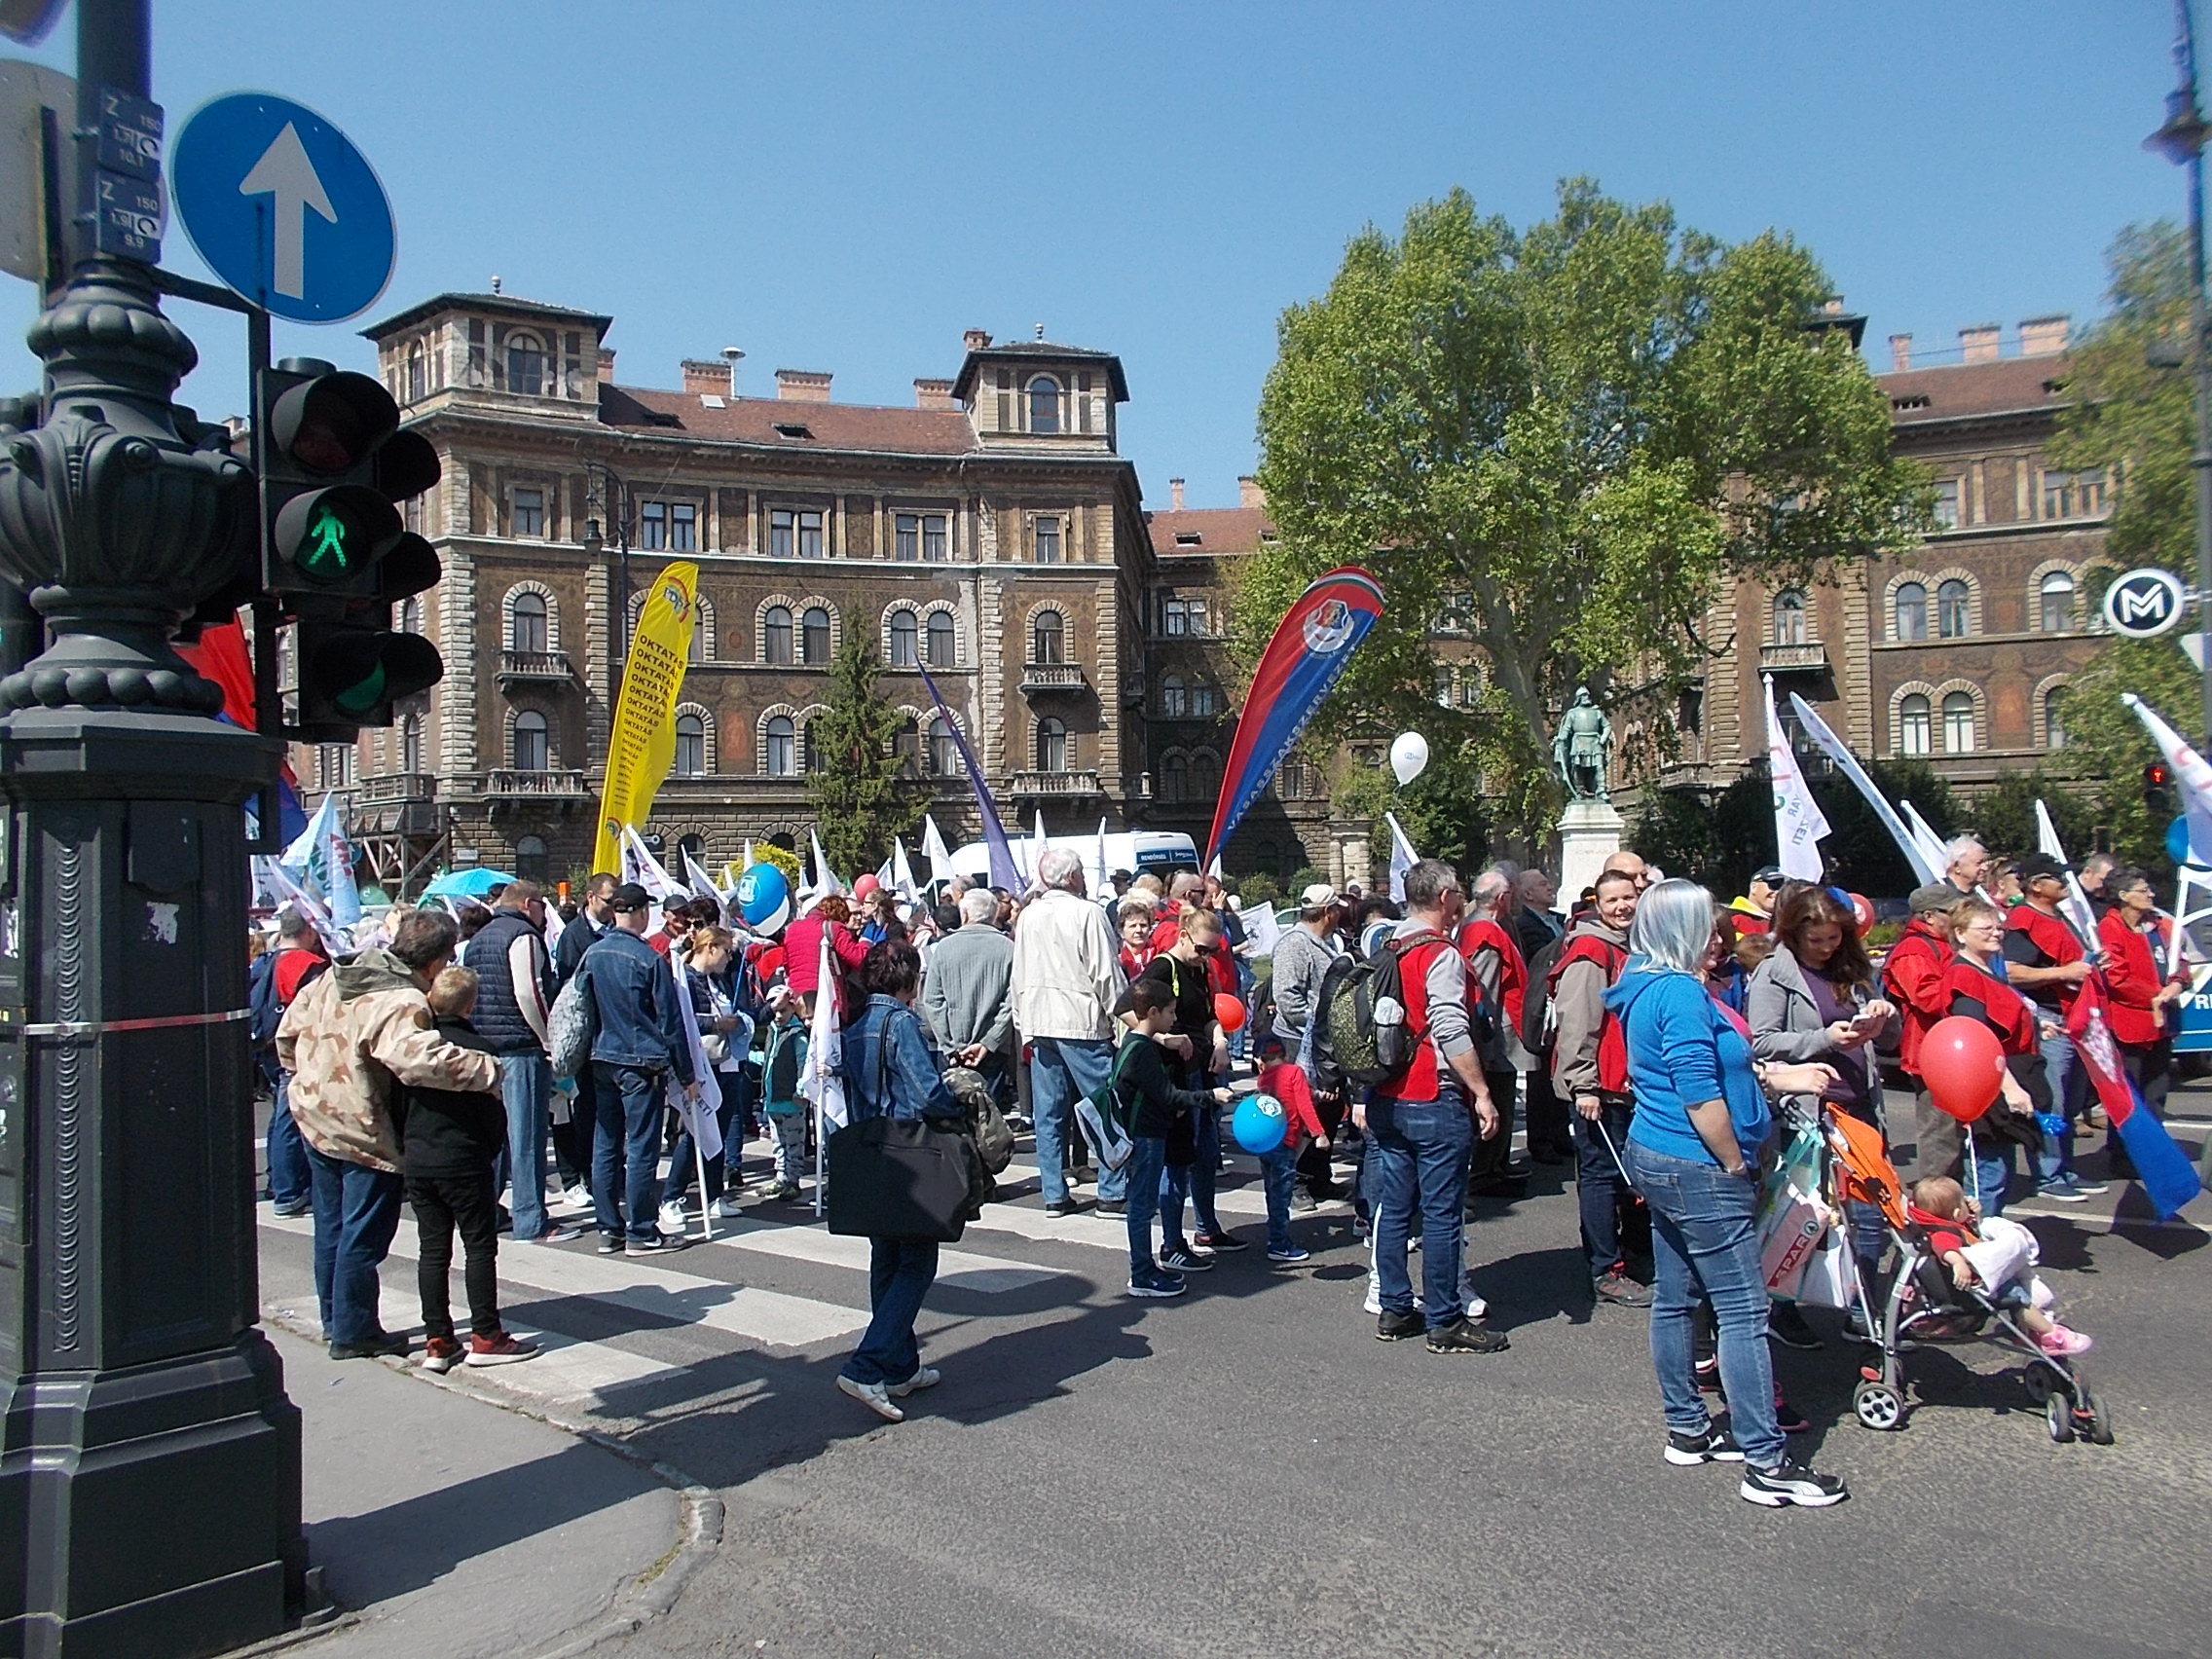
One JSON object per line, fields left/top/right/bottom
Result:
{"left": 2123, "top": 693, "right": 2212, "bottom": 865}
{"left": 1788, "top": 693, "right": 1940, "bottom": 887}
{"left": 593, "top": 562, "right": 701, "bottom": 873}
{"left": 1091, "top": 817, "right": 1111, "bottom": 900}
{"left": 798, "top": 929, "right": 849, "bottom": 1219}
{"left": 1029, "top": 811, "right": 1049, "bottom": 886}
{"left": 1762, "top": 675, "right": 1828, "bottom": 880}
{"left": 891, "top": 836, "right": 919, "bottom": 903}
{"left": 682, "top": 847, "right": 723, "bottom": 904}
{"left": 1384, "top": 811, "right": 1419, "bottom": 903}
{"left": 918, "top": 663, "right": 1020, "bottom": 891}
{"left": 2034, "top": 799, "right": 2103, "bottom": 959}
{"left": 810, "top": 830, "right": 846, "bottom": 900}
{"left": 667, "top": 950, "right": 724, "bottom": 1162}
{"left": 2069, "top": 980, "right": 2203, "bottom": 1219}
{"left": 741, "top": 838, "right": 755, "bottom": 871}
{"left": 255, "top": 856, "right": 342, "bottom": 949}
{"left": 1899, "top": 800, "right": 1952, "bottom": 882}
{"left": 921, "top": 814, "right": 955, "bottom": 887}
{"left": 280, "top": 793, "right": 364, "bottom": 927}
{"left": 618, "top": 824, "right": 683, "bottom": 901}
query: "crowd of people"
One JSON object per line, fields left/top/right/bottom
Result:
{"left": 250, "top": 825, "right": 2196, "bottom": 1499}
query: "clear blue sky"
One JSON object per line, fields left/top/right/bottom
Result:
{"left": 0, "top": 1, "right": 2194, "bottom": 508}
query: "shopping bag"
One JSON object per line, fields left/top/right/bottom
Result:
{"left": 1756, "top": 1116, "right": 1828, "bottom": 1301}
{"left": 1794, "top": 1231, "right": 1853, "bottom": 1309}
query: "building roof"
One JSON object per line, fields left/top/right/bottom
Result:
{"left": 952, "top": 340, "right": 1129, "bottom": 403}
{"left": 599, "top": 385, "right": 980, "bottom": 456}
{"left": 363, "top": 291, "right": 615, "bottom": 341}
{"left": 1146, "top": 505, "right": 1275, "bottom": 557}
{"left": 1876, "top": 353, "right": 2072, "bottom": 428}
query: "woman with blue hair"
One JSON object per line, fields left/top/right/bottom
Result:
{"left": 1604, "top": 879, "right": 1850, "bottom": 1509}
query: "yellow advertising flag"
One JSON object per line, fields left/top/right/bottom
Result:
{"left": 593, "top": 561, "right": 700, "bottom": 873}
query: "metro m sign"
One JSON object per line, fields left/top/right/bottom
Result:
{"left": 2104, "top": 568, "right": 2187, "bottom": 639}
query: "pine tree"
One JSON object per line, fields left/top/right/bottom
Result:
{"left": 805, "top": 608, "right": 923, "bottom": 876}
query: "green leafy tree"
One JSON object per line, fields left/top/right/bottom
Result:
{"left": 2056, "top": 636, "right": 2198, "bottom": 877}
{"left": 1246, "top": 179, "right": 1929, "bottom": 841}
{"left": 748, "top": 841, "right": 803, "bottom": 889}
{"left": 1810, "top": 759, "right": 1955, "bottom": 899}
{"left": 804, "top": 608, "right": 922, "bottom": 877}
{"left": 1961, "top": 769, "right": 2097, "bottom": 867}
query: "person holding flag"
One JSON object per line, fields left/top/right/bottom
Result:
{"left": 2002, "top": 853, "right": 2106, "bottom": 1203}
{"left": 2094, "top": 867, "right": 2191, "bottom": 1182}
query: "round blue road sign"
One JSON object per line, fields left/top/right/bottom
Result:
{"left": 170, "top": 92, "right": 395, "bottom": 324}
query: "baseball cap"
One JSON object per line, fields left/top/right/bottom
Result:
{"left": 1300, "top": 882, "right": 1344, "bottom": 909}
{"left": 1751, "top": 865, "right": 1787, "bottom": 887}
{"left": 1907, "top": 881, "right": 1958, "bottom": 915}
{"left": 608, "top": 882, "right": 651, "bottom": 913}
{"left": 2014, "top": 852, "right": 2072, "bottom": 883}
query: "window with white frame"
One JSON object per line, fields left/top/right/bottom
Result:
{"left": 1160, "top": 674, "right": 1186, "bottom": 718}
{"left": 1773, "top": 589, "right": 1808, "bottom": 645}
{"left": 1937, "top": 579, "right": 1971, "bottom": 639}
{"left": 1895, "top": 581, "right": 1929, "bottom": 642}
{"left": 1941, "top": 691, "right": 1974, "bottom": 753}
{"left": 770, "top": 507, "right": 824, "bottom": 559}
{"left": 2039, "top": 570, "right": 2077, "bottom": 634}
{"left": 895, "top": 512, "right": 949, "bottom": 562}
{"left": 1933, "top": 479, "right": 1960, "bottom": 530}
{"left": 640, "top": 500, "right": 666, "bottom": 551}
{"left": 1033, "top": 516, "right": 1062, "bottom": 563}
{"left": 764, "top": 715, "right": 795, "bottom": 776}
{"left": 928, "top": 717, "right": 959, "bottom": 776}
{"left": 1899, "top": 693, "right": 1932, "bottom": 756}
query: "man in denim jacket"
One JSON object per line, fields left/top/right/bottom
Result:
{"left": 581, "top": 884, "right": 697, "bottom": 1255}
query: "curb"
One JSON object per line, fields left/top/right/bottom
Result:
{"left": 260, "top": 1305, "right": 724, "bottom": 1657}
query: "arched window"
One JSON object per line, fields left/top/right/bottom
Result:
{"left": 399, "top": 713, "right": 423, "bottom": 775}
{"left": 510, "top": 591, "right": 547, "bottom": 653}
{"left": 1937, "top": 579, "right": 1971, "bottom": 639}
{"left": 1031, "top": 610, "right": 1064, "bottom": 664}
{"left": 2045, "top": 685, "right": 2070, "bottom": 750}
{"left": 1193, "top": 751, "right": 1222, "bottom": 800}
{"left": 406, "top": 341, "right": 426, "bottom": 403}
{"left": 801, "top": 606, "right": 830, "bottom": 665}
{"left": 889, "top": 610, "right": 918, "bottom": 668}
{"left": 1036, "top": 718, "right": 1069, "bottom": 773}
{"left": 763, "top": 605, "right": 793, "bottom": 666}
{"left": 1895, "top": 582, "right": 1928, "bottom": 642}
{"left": 1773, "top": 589, "right": 1807, "bottom": 645}
{"left": 1899, "top": 694, "right": 1932, "bottom": 756}
{"left": 514, "top": 834, "right": 548, "bottom": 883}
{"left": 513, "top": 710, "right": 548, "bottom": 771}
{"left": 396, "top": 596, "right": 423, "bottom": 635}
{"left": 505, "top": 332, "right": 544, "bottom": 396}
{"left": 927, "top": 717, "right": 959, "bottom": 776}
{"left": 1942, "top": 691, "right": 1975, "bottom": 752}
{"left": 1161, "top": 754, "right": 1189, "bottom": 801}
{"left": 2040, "top": 571, "right": 2077, "bottom": 634}
{"left": 926, "top": 611, "right": 955, "bottom": 668}
{"left": 1028, "top": 375, "right": 1061, "bottom": 434}
{"left": 674, "top": 713, "right": 706, "bottom": 777}
{"left": 764, "top": 715, "right": 795, "bottom": 776}
{"left": 1161, "top": 674, "right": 1186, "bottom": 718}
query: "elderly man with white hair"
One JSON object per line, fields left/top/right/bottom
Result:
{"left": 1943, "top": 835, "right": 1990, "bottom": 899}
{"left": 922, "top": 886, "right": 1018, "bottom": 1101}
{"left": 1012, "top": 846, "right": 1129, "bottom": 1216}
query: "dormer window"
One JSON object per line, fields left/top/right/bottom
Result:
{"left": 1174, "top": 532, "right": 1202, "bottom": 547}
{"left": 1028, "top": 375, "right": 1062, "bottom": 434}
{"left": 506, "top": 332, "right": 545, "bottom": 396}
{"left": 775, "top": 422, "right": 813, "bottom": 440}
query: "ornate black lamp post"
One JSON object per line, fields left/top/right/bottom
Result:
{"left": 0, "top": 3, "right": 305, "bottom": 1652}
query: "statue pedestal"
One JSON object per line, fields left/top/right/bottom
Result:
{"left": 1557, "top": 798, "right": 1625, "bottom": 909}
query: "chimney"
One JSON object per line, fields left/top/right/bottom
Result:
{"left": 913, "top": 377, "right": 957, "bottom": 412}
{"left": 1169, "top": 478, "right": 1185, "bottom": 512}
{"left": 1888, "top": 333, "right": 1912, "bottom": 373}
{"left": 963, "top": 329, "right": 992, "bottom": 353}
{"left": 775, "top": 368, "right": 832, "bottom": 402}
{"left": 681, "top": 358, "right": 726, "bottom": 396}
{"left": 596, "top": 347, "right": 616, "bottom": 382}
{"left": 1960, "top": 323, "right": 2001, "bottom": 364}
{"left": 1237, "top": 475, "right": 1264, "bottom": 511}
{"left": 721, "top": 345, "right": 745, "bottom": 396}
{"left": 2019, "top": 314, "right": 2070, "bottom": 356}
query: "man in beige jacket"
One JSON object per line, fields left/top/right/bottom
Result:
{"left": 277, "top": 908, "right": 498, "bottom": 1359}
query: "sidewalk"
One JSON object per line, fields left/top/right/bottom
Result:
{"left": 267, "top": 1323, "right": 696, "bottom": 1659}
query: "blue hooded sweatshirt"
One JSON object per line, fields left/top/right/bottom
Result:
{"left": 1604, "top": 959, "right": 1770, "bottom": 1166}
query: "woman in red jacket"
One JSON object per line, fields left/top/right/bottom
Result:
{"left": 1942, "top": 899, "right": 2048, "bottom": 1216}
{"left": 2095, "top": 866, "right": 2188, "bottom": 1177}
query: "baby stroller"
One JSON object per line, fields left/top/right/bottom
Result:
{"left": 1819, "top": 1106, "right": 2114, "bottom": 1446}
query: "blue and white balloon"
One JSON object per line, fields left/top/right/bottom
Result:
{"left": 736, "top": 862, "right": 793, "bottom": 935}
{"left": 1233, "top": 1091, "right": 1288, "bottom": 1156}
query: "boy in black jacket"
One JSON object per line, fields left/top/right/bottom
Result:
{"left": 408, "top": 969, "right": 539, "bottom": 1372}
{"left": 1114, "top": 978, "right": 1231, "bottom": 1299}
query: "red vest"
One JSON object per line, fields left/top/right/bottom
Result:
{"left": 1881, "top": 922, "right": 1955, "bottom": 1077}
{"left": 1545, "top": 934, "right": 1629, "bottom": 1094}
{"left": 1942, "top": 958, "right": 2037, "bottom": 1056}
{"left": 1386, "top": 932, "right": 1456, "bottom": 1102}
{"left": 1456, "top": 918, "right": 1528, "bottom": 1037}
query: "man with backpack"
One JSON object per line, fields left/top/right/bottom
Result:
{"left": 1458, "top": 866, "right": 1530, "bottom": 1203}
{"left": 1369, "top": 860, "right": 1507, "bottom": 1355}
{"left": 252, "top": 907, "right": 328, "bottom": 1219}
{"left": 1550, "top": 866, "right": 1650, "bottom": 1309}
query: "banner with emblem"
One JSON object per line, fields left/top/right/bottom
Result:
{"left": 593, "top": 562, "right": 700, "bottom": 873}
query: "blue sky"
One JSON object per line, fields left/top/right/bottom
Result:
{"left": 0, "top": 1, "right": 2194, "bottom": 508}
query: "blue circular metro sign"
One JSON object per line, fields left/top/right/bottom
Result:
{"left": 170, "top": 92, "right": 395, "bottom": 324}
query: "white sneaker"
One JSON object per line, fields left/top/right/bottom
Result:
{"left": 836, "top": 1374, "right": 904, "bottom": 1422}
{"left": 560, "top": 1185, "right": 591, "bottom": 1211}
{"left": 657, "top": 1200, "right": 688, "bottom": 1235}
{"left": 1362, "top": 1287, "right": 1382, "bottom": 1314}
{"left": 710, "top": 1197, "right": 746, "bottom": 1220}
{"left": 888, "top": 1365, "right": 940, "bottom": 1398}
{"left": 1463, "top": 1276, "right": 1489, "bottom": 1321}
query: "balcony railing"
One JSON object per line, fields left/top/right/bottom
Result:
{"left": 498, "top": 649, "right": 577, "bottom": 684}
{"left": 354, "top": 771, "right": 432, "bottom": 804}
{"left": 1009, "top": 769, "right": 1103, "bottom": 797}
{"left": 463, "top": 768, "right": 593, "bottom": 799}
{"left": 1759, "top": 640, "right": 1829, "bottom": 675}
{"left": 1019, "top": 661, "right": 1088, "bottom": 695}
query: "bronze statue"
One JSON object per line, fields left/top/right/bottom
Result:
{"left": 1552, "top": 685, "right": 1613, "bottom": 803}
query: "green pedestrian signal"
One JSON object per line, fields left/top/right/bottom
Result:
{"left": 302, "top": 501, "right": 354, "bottom": 577}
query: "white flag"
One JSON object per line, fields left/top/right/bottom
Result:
{"left": 810, "top": 830, "right": 846, "bottom": 899}
{"left": 1788, "top": 692, "right": 1940, "bottom": 887}
{"left": 1241, "top": 898, "right": 1281, "bottom": 958}
{"left": 1092, "top": 817, "right": 1111, "bottom": 900}
{"left": 797, "top": 929, "right": 848, "bottom": 1131}
{"left": 1030, "top": 811, "right": 1049, "bottom": 886}
{"left": 741, "top": 838, "right": 755, "bottom": 871}
{"left": 1207, "top": 852, "right": 1224, "bottom": 880}
{"left": 922, "top": 814, "right": 954, "bottom": 886}
{"left": 667, "top": 948, "right": 723, "bottom": 1161}
{"left": 1899, "top": 800, "right": 1952, "bottom": 883}
{"left": 2033, "top": 798, "right": 2103, "bottom": 960}
{"left": 1384, "top": 811, "right": 1419, "bottom": 903}
{"left": 619, "top": 824, "right": 683, "bottom": 901}
{"left": 2124, "top": 692, "right": 2212, "bottom": 864}
{"left": 281, "top": 793, "right": 363, "bottom": 927}
{"left": 682, "top": 847, "right": 723, "bottom": 904}
{"left": 1762, "top": 676, "right": 1828, "bottom": 881}
{"left": 892, "top": 836, "right": 919, "bottom": 903}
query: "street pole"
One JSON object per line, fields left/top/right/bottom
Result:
{"left": 0, "top": 0, "right": 304, "bottom": 1650}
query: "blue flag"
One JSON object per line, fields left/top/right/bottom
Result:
{"left": 918, "top": 663, "right": 1020, "bottom": 891}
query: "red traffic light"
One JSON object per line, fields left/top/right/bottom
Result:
{"left": 2146, "top": 762, "right": 2173, "bottom": 787}
{"left": 268, "top": 369, "right": 398, "bottom": 475}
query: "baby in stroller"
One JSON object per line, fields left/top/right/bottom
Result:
{"left": 1906, "top": 1177, "right": 2091, "bottom": 1357}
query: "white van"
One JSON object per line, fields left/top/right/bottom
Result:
{"left": 946, "top": 830, "right": 1198, "bottom": 888}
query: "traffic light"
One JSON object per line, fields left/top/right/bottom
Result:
{"left": 256, "top": 355, "right": 444, "bottom": 737}
{"left": 2144, "top": 761, "right": 2175, "bottom": 816}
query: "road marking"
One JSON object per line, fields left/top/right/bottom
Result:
{"left": 698, "top": 1216, "right": 1066, "bottom": 1292}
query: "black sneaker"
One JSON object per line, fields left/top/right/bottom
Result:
{"left": 329, "top": 1331, "right": 410, "bottom": 1361}
{"left": 1043, "top": 1196, "right": 1089, "bottom": 1218}
{"left": 1741, "top": 1457, "right": 1848, "bottom": 1507}
{"left": 1193, "top": 1230, "right": 1249, "bottom": 1252}
{"left": 1594, "top": 1271, "right": 1654, "bottom": 1309}
{"left": 1768, "top": 1303, "right": 1823, "bottom": 1350}
{"left": 1095, "top": 1199, "right": 1126, "bottom": 1217}
{"left": 1425, "top": 1318, "right": 1509, "bottom": 1354}
{"left": 1665, "top": 1425, "right": 1745, "bottom": 1465}
{"left": 1376, "top": 1309, "right": 1425, "bottom": 1342}
{"left": 1159, "top": 1246, "right": 1215, "bottom": 1273}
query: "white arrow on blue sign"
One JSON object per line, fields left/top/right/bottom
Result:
{"left": 169, "top": 92, "right": 394, "bottom": 324}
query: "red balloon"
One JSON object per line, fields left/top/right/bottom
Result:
{"left": 1921, "top": 1015, "right": 2004, "bottom": 1123}
{"left": 1213, "top": 992, "right": 1247, "bottom": 1034}
{"left": 756, "top": 945, "right": 786, "bottom": 980}
{"left": 852, "top": 873, "right": 881, "bottom": 902}
{"left": 1848, "top": 892, "right": 1875, "bottom": 934}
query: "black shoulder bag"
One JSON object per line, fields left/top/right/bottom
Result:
{"left": 825, "top": 1009, "right": 985, "bottom": 1243}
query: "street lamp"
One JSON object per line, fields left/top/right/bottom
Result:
{"left": 2147, "top": 0, "right": 2212, "bottom": 747}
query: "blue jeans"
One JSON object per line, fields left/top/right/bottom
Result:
{"left": 1260, "top": 1140, "right": 1298, "bottom": 1253}
{"left": 1573, "top": 1096, "right": 1636, "bottom": 1280}
{"left": 1622, "top": 1140, "right": 1784, "bottom": 1468}
{"left": 498, "top": 1052, "right": 551, "bottom": 1241}
{"left": 664, "top": 1069, "right": 748, "bottom": 1206}
{"left": 1161, "top": 1092, "right": 1227, "bottom": 1246}
{"left": 2036, "top": 1028, "right": 2085, "bottom": 1185}
{"left": 266, "top": 1074, "right": 312, "bottom": 1209}
{"left": 592, "top": 1062, "right": 666, "bottom": 1242}
{"left": 1124, "top": 1134, "right": 1168, "bottom": 1276}
{"left": 1030, "top": 1037, "right": 1114, "bottom": 1205}
{"left": 305, "top": 1143, "right": 404, "bottom": 1347}
{"left": 843, "top": 1236, "right": 940, "bottom": 1387}
{"left": 1967, "top": 1129, "right": 2011, "bottom": 1218}
{"left": 1372, "top": 1090, "right": 1474, "bottom": 1328}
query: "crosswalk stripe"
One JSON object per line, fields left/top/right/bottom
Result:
{"left": 696, "top": 1217, "right": 1066, "bottom": 1292}
{"left": 996, "top": 1161, "right": 1353, "bottom": 1221}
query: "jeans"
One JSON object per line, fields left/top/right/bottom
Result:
{"left": 266, "top": 1074, "right": 312, "bottom": 1208}
{"left": 1468, "top": 1069, "right": 1519, "bottom": 1190}
{"left": 1124, "top": 1134, "right": 1169, "bottom": 1276}
{"left": 408, "top": 1170, "right": 501, "bottom": 1342}
{"left": 592, "top": 1061, "right": 667, "bottom": 1242}
{"left": 2034, "top": 1028, "right": 2084, "bottom": 1185}
{"left": 664, "top": 1069, "right": 747, "bottom": 1207}
{"left": 843, "top": 1236, "right": 940, "bottom": 1387}
{"left": 1372, "top": 1090, "right": 1475, "bottom": 1328}
{"left": 1622, "top": 1139, "right": 1785, "bottom": 1469}
{"left": 1161, "top": 1092, "right": 1227, "bottom": 1246}
{"left": 1029, "top": 1037, "right": 1114, "bottom": 1205}
{"left": 1260, "top": 1140, "right": 1299, "bottom": 1253}
{"left": 552, "top": 1069, "right": 595, "bottom": 1190}
{"left": 305, "top": 1143, "right": 404, "bottom": 1347}
{"left": 1965, "top": 1128, "right": 2011, "bottom": 1217}
{"left": 1572, "top": 1096, "right": 1636, "bottom": 1280}
{"left": 498, "top": 1052, "right": 552, "bottom": 1241}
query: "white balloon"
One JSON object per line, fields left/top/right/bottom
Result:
{"left": 1389, "top": 731, "right": 1430, "bottom": 786}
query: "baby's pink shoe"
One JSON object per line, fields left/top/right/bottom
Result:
{"left": 2038, "top": 1324, "right": 2092, "bottom": 1356}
